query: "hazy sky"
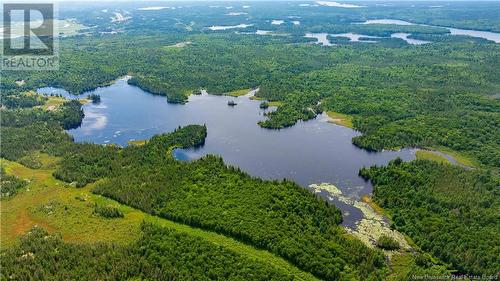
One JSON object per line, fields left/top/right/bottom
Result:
{"left": 20, "top": 0, "right": 497, "bottom": 2}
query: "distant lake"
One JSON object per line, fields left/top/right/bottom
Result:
{"left": 208, "top": 24, "right": 253, "bottom": 31}
{"left": 305, "top": 31, "right": 428, "bottom": 45}
{"left": 360, "top": 19, "right": 500, "bottom": 43}
{"left": 304, "top": 33, "right": 334, "bottom": 45}
{"left": 330, "top": 33, "right": 378, "bottom": 43}
{"left": 38, "top": 78, "right": 416, "bottom": 227}
{"left": 391, "top": 33, "right": 430, "bottom": 45}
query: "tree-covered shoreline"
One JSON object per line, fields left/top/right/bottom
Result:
{"left": 360, "top": 159, "right": 500, "bottom": 276}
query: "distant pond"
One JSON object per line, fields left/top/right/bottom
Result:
{"left": 38, "top": 77, "right": 416, "bottom": 227}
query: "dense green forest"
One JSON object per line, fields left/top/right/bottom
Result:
{"left": 2, "top": 32, "right": 498, "bottom": 167}
{"left": 128, "top": 75, "right": 189, "bottom": 104}
{"left": 360, "top": 159, "right": 500, "bottom": 276}
{"left": 0, "top": 224, "right": 300, "bottom": 280}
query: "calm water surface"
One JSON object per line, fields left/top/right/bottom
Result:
{"left": 330, "top": 33, "right": 379, "bottom": 43}
{"left": 391, "top": 33, "right": 430, "bottom": 45}
{"left": 305, "top": 33, "right": 334, "bottom": 46}
{"left": 360, "top": 19, "right": 500, "bottom": 43}
{"left": 38, "top": 78, "right": 416, "bottom": 227}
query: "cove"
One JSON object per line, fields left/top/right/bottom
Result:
{"left": 38, "top": 77, "right": 416, "bottom": 227}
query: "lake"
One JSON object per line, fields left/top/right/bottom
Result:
{"left": 304, "top": 33, "right": 334, "bottom": 45}
{"left": 208, "top": 24, "right": 253, "bottom": 31}
{"left": 330, "top": 33, "right": 379, "bottom": 43}
{"left": 306, "top": 31, "right": 429, "bottom": 46}
{"left": 391, "top": 33, "right": 430, "bottom": 45}
{"left": 360, "top": 19, "right": 500, "bottom": 43}
{"left": 38, "top": 77, "right": 416, "bottom": 227}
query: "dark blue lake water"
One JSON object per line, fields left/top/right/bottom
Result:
{"left": 38, "top": 77, "right": 416, "bottom": 227}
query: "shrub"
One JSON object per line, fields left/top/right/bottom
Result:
{"left": 376, "top": 235, "right": 400, "bottom": 250}
{"left": 93, "top": 204, "right": 124, "bottom": 218}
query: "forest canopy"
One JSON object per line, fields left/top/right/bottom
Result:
{"left": 360, "top": 159, "right": 500, "bottom": 276}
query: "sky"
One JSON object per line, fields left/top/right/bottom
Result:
{"left": 13, "top": 0, "right": 499, "bottom": 2}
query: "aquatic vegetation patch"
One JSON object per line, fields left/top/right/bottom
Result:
{"left": 309, "top": 183, "right": 411, "bottom": 251}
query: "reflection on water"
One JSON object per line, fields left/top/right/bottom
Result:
{"left": 38, "top": 78, "right": 416, "bottom": 225}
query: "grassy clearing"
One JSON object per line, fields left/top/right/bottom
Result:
{"left": 127, "top": 139, "right": 147, "bottom": 146}
{"left": 182, "top": 89, "right": 195, "bottom": 97}
{"left": 326, "top": 111, "right": 353, "bottom": 128}
{"left": 416, "top": 150, "right": 451, "bottom": 164}
{"left": 18, "top": 152, "right": 60, "bottom": 169}
{"left": 434, "top": 147, "right": 478, "bottom": 168}
{"left": 1, "top": 159, "right": 142, "bottom": 247}
{"left": 165, "top": 41, "right": 192, "bottom": 48}
{"left": 267, "top": 101, "right": 284, "bottom": 107}
{"left": 225, "top": 88, "right": 251, "bottom": 97}
{"left": 386, "top": 252, "right": 414, "bottom": 281}
{"left": 40, "top": 96, "right": 66, "bottom": 111}
{"left": 0, "top": 158, "right": 318, "bottom": 281}
{"left": 249, "top": 96, "right": 284, "bottom": 107}
{"left": 38, "top": 96, "right": 89, "bottom": 111}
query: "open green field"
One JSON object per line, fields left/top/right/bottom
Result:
{"left": 250, "top": 96, "right": 284, "bottom": 107}
{"left": 433, "top": 147, "right": 480, "bottom": 168}
{"left": 225, "top": 88, "right": 252, "bottom": 97}
{"left": 127, "top": 139, "right": 148, "bottom": 146}
{"left": 415, "top": 150, "right": 451, "bottom": 165}
{"left": 0, "top": 157, "right": 318, "bottom": 281}
{"left": 326, "top": 111, "right": 354, "bottom": 129}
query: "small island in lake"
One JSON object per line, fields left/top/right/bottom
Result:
{"left": 87, "top": 94, "right": 101, "bottom": 103}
